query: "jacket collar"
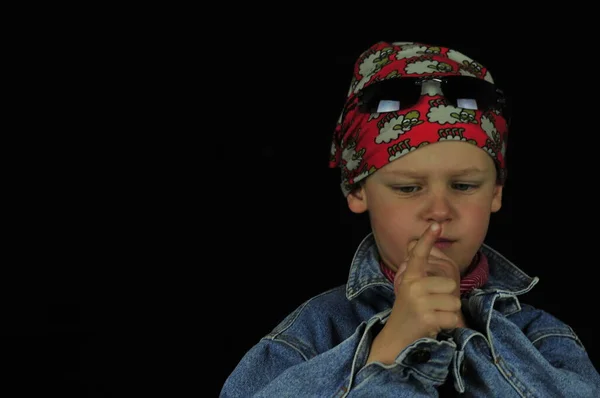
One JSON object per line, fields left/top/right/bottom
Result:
{"left": 345, "top": 233, "right": 539, "bottom": 301}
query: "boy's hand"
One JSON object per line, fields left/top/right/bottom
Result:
{"left": 367, "top": 223, "right": 463, "bottom": 365}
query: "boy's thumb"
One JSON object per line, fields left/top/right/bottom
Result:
{"left": 393, "top": 262, "right": 408, "bottom": 292}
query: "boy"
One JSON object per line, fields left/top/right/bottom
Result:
{"left": 220, "top": 41, "right": 600, "bottom": 396}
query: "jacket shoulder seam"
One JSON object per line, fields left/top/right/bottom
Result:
{"left": 260, "top": 335, "right": 311, "bottom": 361}
{"left": 268, "top": 286, "right": 345, "bottom": 339}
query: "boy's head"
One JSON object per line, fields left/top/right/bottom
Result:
{"left": 329, "top": 41, "right": 509, "bottom": 274}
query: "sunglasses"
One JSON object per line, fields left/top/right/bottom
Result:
{"left": 357, "top": 76, "right": 510, "bottom": 124}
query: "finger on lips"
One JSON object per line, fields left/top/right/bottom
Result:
{"left": 403, "top": 223, "right": 441, "bottom": 279}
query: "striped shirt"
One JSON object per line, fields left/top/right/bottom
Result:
{"left": 380, "top": 252, "right": 490, "bottom": 296}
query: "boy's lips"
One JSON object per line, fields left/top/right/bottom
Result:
{"left": 408, "top": 237, "right": 457, "bottom": 251}
{"left": 434, "top": 238, "right": 455, "bottom": 249}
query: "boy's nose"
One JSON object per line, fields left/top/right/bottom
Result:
{"left": 423, "top": 193, "right": 453, "bottom": 223}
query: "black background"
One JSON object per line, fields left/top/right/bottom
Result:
{"left": 11, "top": 15, "right": 600, "bottom": 397}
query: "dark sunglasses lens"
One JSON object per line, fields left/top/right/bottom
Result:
{"left": 358, "top": 79, "right": 421, "bottom": 113}
{"left": 442, "top": 77, "right": 500, "bottom": 113}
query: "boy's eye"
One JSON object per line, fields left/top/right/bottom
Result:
{"left": 392, "top": 184, "right": 479, "bottom": 193}
{"left": 393, "top": 186, "right": 420, "bottom": 193}
{"left": 453, "top": 183, "right": 478, "bottom": 191}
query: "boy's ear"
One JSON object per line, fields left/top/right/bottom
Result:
{"left": 491, "top": 184, "right": 503, "bottom": 213}
{"left": 347, "top": 185, "right": 368, "bottom": 214}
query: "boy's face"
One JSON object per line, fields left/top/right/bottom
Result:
{"left": 347, "top": 141, "right": 503, "bottom": 275}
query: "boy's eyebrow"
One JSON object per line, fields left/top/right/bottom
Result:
{"left": 384, "top": 167, "right": 487, "bottom": 177}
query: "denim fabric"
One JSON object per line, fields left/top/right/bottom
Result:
{"left": 221, "top": 233, "right": 600, "bottom": 397}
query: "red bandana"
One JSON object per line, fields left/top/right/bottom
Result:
{"left": 380, "top": 252, "right": 489, "bottom": 296}
{"left": 328, "top": 41, "right": 509, "bottom": 197}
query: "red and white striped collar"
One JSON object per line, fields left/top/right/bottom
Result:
{"left": 379, "top": 252, "right": 490, "bottom": 296}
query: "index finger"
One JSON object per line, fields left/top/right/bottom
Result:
{"left": 404, "top": 222, "right": 441, "bottom": 277}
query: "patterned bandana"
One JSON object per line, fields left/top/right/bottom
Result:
{"left": 329, "top": 41, "right": 509, "bottom": 196}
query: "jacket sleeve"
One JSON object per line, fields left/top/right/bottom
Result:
{"left": 220, "top": 314, "right": 457, "bottom": 397}
{"left": 499, "top": 304, "right": 600, "bottom": 397}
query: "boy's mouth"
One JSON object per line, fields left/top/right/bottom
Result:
{"left": 434, "top": 238, "right": 455, "bottom": 249}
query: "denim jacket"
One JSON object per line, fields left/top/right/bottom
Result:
{"left": 221, "top": 233, "right": 600, "bottom": 397}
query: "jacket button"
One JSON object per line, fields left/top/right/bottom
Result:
{"left": 460, "top": 360, "right": 468, "bottom": 376}
{"left": 408, "top": 349, "right": 431, "bottom": 364}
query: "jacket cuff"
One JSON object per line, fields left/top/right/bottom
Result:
{"left": 353, "top": 313, "right": 457, "bottom": 387}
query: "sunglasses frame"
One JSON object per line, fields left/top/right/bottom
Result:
{"left": 358, "top": 75, "right": 510, "bottom": 125}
